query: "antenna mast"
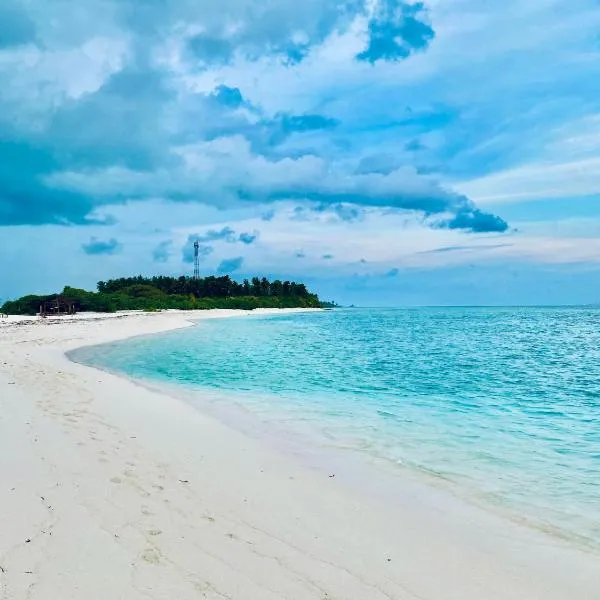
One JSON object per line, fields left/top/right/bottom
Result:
{"left": 193, "top": 240, "right": 200, "bottom": 280}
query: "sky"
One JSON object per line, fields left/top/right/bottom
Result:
{"left": 1, "top": 0, "right": 600, "bottom": 306}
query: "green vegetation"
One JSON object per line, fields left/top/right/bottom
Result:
{"left": 319, "top": 301, "right": 338, "bottom": 309}
{"left": 1, "top": 275, "right": 327, "bottom": 315}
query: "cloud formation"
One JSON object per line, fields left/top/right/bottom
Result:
{"left": 82, "top": 237, "right": 122, "bottom": 256}
{"left": 239, "top": 231, "right": 259, "bottom": 245}
{"left": 183, "top": 227, "right": 260, "bottom": 257}
{"left": 44, "top": 136, "right": 509, "bottom": 232}
{"left": 217, "top": 256, "right": 244, "bottom": 274}
{"left": 0, "top": 0, "right": 511, "bottom": 235}
{"left": 436, "top": 206, "right": 509, "bottom": 233}
{"left": 357, "top": 1, "right": 435, "bottom": 63}
{"left": 152, "top": 240, "right": 173, "bottom": 263}
{"left": 196, "top": 227, "right": 237, "bottom": 243}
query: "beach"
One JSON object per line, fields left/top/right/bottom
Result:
{"left": 1, "top": 310, "right": 598, "bottom": 600}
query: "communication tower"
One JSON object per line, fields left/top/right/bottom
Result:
{"left": 193, "top": 240, "right": 200, "bottom": 280}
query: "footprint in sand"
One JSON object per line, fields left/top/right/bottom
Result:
{"left": 141, "top": 547, "right": 161, "bottom": 564}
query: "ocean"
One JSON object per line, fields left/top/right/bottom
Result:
{"left": 74, "top": 307, "right": 600, "bottom": 549}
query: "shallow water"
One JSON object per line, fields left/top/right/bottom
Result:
{"left": 75, "top": 307, "right": 600, "bottom": 548}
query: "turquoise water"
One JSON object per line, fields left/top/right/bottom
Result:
{"left": 75, "top": 307, "right": 600, "bottom": 547}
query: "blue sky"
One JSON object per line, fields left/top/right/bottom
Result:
{"left": 1, "top": 0, "right": 599, "bottom": 305}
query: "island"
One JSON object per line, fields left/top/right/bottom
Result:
{"left": 1, "top": 275, "right": 334, "bottom": 315}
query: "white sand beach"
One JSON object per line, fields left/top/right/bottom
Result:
{"left": 1, "top": 309, "right": 598, "bottom": 600}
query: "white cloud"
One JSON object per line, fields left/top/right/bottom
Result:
{"left": 0, "top": 37, "right": 129, "bottom": 132}
{"left": 455, "top": 112, "right": 600, "bottom": 203}
{"left": 171, "top": 205, "right": 600, "bottom": 275}
{"left": 455, "top": 157, "right": 600, "bottom": 204}
{"left": 43, "top": 136, "right": 485, "bottom": 220}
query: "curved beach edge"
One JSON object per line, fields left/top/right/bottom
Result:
{"left": 0, "top": 309, "right": 598, "bottom": 599}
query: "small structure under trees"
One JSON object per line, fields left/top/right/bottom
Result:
{"left": 39, "top": 295, "right": 78, "bottom": 317}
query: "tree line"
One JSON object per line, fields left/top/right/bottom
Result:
{"left": 97, "top": 275, "right": 312, "bottom": 298}
{"left": 1, "top": 275, "right": 326, "bottom": 315}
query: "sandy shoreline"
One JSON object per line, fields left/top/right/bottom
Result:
{"left": 1, "top": 310, "right": 599, "bottom": 599}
